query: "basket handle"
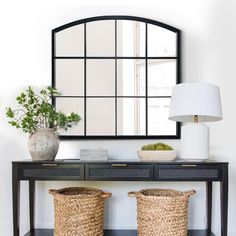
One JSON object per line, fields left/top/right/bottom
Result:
{"left": 101, "top": 191, "right": 112, "bottom": 199}
{"left": 128, "top": 191, "right": 138, "bottom": 197}
{"left": 48, "top": 189, "right": 58, "bottom": 195}
{"left": 184, "top": 190, "right": 196, "bottom": 197}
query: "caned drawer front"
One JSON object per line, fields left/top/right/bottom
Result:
{"left": 19, "top": 164, "right": 84, "bottom": 180}
{"left": 86, "top": 164, "right": 154, "bottom": 181}
{"left": 155, "top": 164, "right": 221, "bottom": 181}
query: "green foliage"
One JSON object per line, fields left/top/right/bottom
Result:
{"left": 6, "top": 86, "right": 81, "bottom": 134}
{"left": 141, "top": 142, "right": 173, "bottom": 151}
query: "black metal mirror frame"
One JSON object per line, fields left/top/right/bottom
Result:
{"left": 52, "top": 15, "right": 181, "bottom": 139}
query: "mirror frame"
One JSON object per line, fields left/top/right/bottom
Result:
{"left": 52, "top": 15, "right": 181, "bottom": 139}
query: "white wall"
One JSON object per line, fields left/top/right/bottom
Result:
{"left": 0, "top": 1, "right": 236, "bottom": 235}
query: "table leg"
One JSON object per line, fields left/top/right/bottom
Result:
{"left": 29, "top": 180, "right": 35, "bottom": 231}
{"left": 206, "top": 181, "right": 212, "bottom": 233}
{"left": 221, "top": 163, "right": 228, "bottom": 236}
{"left": 12, "top": 164, "right": 20, "bottom": 236}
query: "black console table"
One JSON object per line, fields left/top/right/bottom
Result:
{"left": 12, "top": 160, "right": 228, "bottom": 236}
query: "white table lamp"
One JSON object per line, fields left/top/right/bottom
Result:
{"left": 169, "top": 82, "right": 223, "bottom": 160}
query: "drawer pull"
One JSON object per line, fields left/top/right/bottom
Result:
{"left": 181, "top": 164, "right": 197, "bottom": 167}
{"left": 111, "top": 164, "right": 128, "bottom": 167}
{"left": 42, "top": 164, "right": 58, "bottom": 167}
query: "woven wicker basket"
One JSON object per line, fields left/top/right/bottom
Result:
{"left": 49, "top": 187, "right": 111, "bottom": 236}
{"left": 128, "top": 188, "right": 196, "bottom": 236}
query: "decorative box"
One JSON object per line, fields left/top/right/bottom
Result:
{"left": 80, "top": 148, "right": 108, "bottom": 161}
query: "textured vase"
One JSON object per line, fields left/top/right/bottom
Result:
{"left": 28, "top": 128, "right": 60, "bottom": 161}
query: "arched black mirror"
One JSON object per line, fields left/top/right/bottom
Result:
{"left": 52, "top": 15, "right": 181, "bottom": 139}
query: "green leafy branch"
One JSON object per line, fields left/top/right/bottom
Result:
{"left": 6, "top": 86, "right": 81, "bottom": 134}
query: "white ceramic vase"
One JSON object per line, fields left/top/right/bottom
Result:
{"left": 27, "top": 128, "right": 60, "bottom": 161}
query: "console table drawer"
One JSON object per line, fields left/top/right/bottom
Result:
{"left": 155, "top": 164, "right": 221, "bottom": 181}
{"left": 19, "top": 164, "right": 84, "bottom": 180}
{"left": 86, "top": 164, "right": 153, "bottom": 181}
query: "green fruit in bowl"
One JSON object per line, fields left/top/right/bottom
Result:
{"left": 164, "top": 144, "right": 173, "bottom": 150}
{"left": 156, "top": 143, "right": 173, "bottom": 150}
{"left": 155, "top": 143, "right": 165, "bottom": 150}
{"left": 141, "top": 144, "right": 156, "bottom": 150}
{"left": 141, "top": 142, "right": 173, "bottom": 151}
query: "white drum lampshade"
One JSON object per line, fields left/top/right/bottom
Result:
{"left": 169, "top": 82, "right": 223, "bottom": 160}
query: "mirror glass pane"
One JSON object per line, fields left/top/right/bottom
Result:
{"left": 86, "top": 98, "right": 115, "bottom": 135}
{"left": 87, "top": 20, "right": 115, "bottom": 57}
{"left": 56, "top": 98, "right": 84, "bottom": 135}
{"left": 148, "top": 59, "right": 176, "bottom": 96}
{"left": 55, "top": 24, "right": 84, "bottom": 56}
{"left": 86, "top": 59, "right": 115, "bottom": 96}
{"left": 55, "top": 59, "right": 84, "bottom": 96}
{"left": 148, "top": 98, "right": 176, "bottom": 135}
{"left": 148, "top": 24, "right": 176, "bottom": 57}
{"left": 117, "top": 20, "right": 145, "bottom": 57}
{"left": 117, "top": 98, "right": 146, "bottom": 135}
{"left": 117, "top": 59, "right": 145, "bottom": 96}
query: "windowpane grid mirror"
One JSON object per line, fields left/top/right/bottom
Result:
{"left": 52, "top": 16, "right": 181, "bottom": 139}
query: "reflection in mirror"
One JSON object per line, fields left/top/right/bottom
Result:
{"left": 55, "top": 24, "right": 84, "bottom": 56}
{"left": 148, "top": 98, "right": 176, "bottom": 135}
{"left": 86, "top": 59, "right": 115, "bottom": 96}
{"left": 56, "top": 98, "right": 84, "bottom": 135}
{"left": 86, "top": 98, "right": 115, "bottom": 135}
{"left": 117, "top": 20, "right": 145, "bottom": 57}
{"left": 117, "top": 59, "right": 145, "bottom": 96}
{"left": 87, "top": 20, "right": 115, "bottom": 56}
{"left": 117, "top": 98, "right": 146, "bottom": 135}
{"left": 148, "top": 24, "right": 176, "bottom": 57}
{"left": 56, "top": 59, "right": 84, "bottom": 96}
{"left": 148, "top": 59, "right": 176, "bottom": 96}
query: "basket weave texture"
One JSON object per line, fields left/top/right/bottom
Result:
{"left": 49, "top": 187, "right": 111, "bottom": 236}
{"left": 128, "top": 188, "right": 196, "bottom": 236}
